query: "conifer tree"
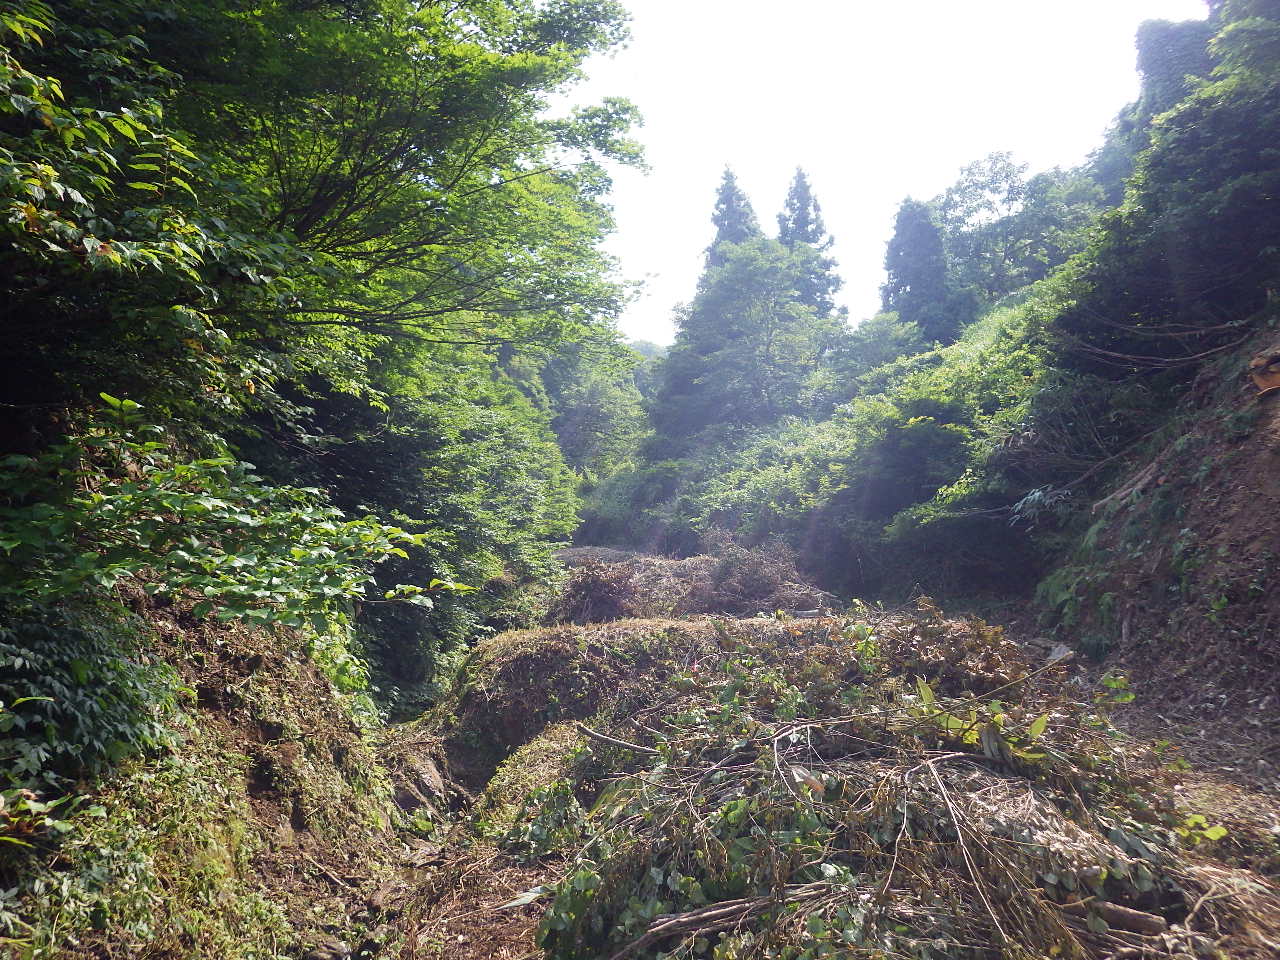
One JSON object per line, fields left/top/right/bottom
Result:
{"left": 653, "top": 174, "right": 845, "bottom": 445}
{"left": 777, "top": 167, "right": 840, "bottom": 315}
{"left": 777, "top": 168, "right": 830, "bottom": 249}
{"left": 706, "top": 167, "right": 762, "bottom": 266}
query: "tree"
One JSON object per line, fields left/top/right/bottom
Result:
{"left": 881, "top": 199, "right": 970, "bottom": 344}
{"left": 0, "top": 0, "right": 642, "bottom": 700}
{"left": 829, "top": 311, "right": 926, "bottom": 387}
{"left": 654, "top": 238, "right": 844, "bottom": 442}
{"left": 1135, "top": 18, "right": 1215, "bottom": 117}
{"left": 777, "top": 167, "right": 841, "bottom": 316}
{"left": 1000, "top": 168, "right": 1104, "bottom": 286}
{"left": 777, "top": 168, "right": 830, "bottom": 249}
{"left": 1054, "top": 0, "right": 1280, "bottom": 374}
{"left": 705, "top": 167, "right": 762, "bottom": 266}
{"left": 540, "top": 339, "right": 647, "bottom": 479}
{"left": 1088, "top": 18, "right": 1215, "bottom": 204}
{"left": 6, "top": 0, "right": 642, "bottom": 425}
{"left": 936, "top": 152, "right": 1028, "bottom": 299}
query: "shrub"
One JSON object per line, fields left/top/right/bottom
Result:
{"left": 0, "top": 605, "right": 178, "bottom": 790}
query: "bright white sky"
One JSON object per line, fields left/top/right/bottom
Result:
{"left": 564, "top": 0, "right": 1208, "bottom": 344}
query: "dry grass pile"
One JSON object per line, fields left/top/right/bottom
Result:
{"left": 460, "top": 598, "right": 1280, "bottom": 960}
{"left": 548, "top": 542, "right": 835, "bottom": 625}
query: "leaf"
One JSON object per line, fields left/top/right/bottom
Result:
{"left": 108, "top": 117, "right": 138, "bottom": 142}
{"left": 1028, "top": 713, "right": 1049, "bottom": 740}
{"left": 915, "top": 676, "right": 934, "bottom": 706}
{"left": 498, "top": 886, "right": 547, "bottom": 909}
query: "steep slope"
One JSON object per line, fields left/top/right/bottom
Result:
{"left": 1, "top": 591, "right": 418, "bottom": 958}
{"left": 1035, "top": 328, "right": 1280, "bottom": 781}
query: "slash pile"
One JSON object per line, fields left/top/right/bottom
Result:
{"left": 480, "top": 600, "right": 1280, "bottom": 960}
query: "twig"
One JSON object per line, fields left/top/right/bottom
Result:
{"left": 575, "top": 722, "right": 659, "bottom": 755}
{"left": 1059, "top": 899, "right": 1168, "bottom": 935}
{"left": 926, "top": 759, "right": 1008, "bottom": 946}
{"left": 608, "top": 884, "right": 830, "bottom": 960}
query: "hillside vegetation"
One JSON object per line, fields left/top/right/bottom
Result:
{"left": 2, "top": 0, "right": 1280, "bottom": 958}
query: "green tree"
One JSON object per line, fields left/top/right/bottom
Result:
{"left": 540, "top": 339, "right": 647, "bottom": 480}
{"left": 705, "top": 167, "right": 762, "bottom": 266}
{"left": 0, "top": 0, "right": 641, "bottom": 703}
{"left": 881, "top": 199, "right": 971, "bottom": 344}
{"left": 1089, "top": 17, "right": 1215, "bottom": 203}
{"left": 653, "top": 238, "right": 844, "bottom": 442}
{"left": 777, "top": 167, "right": 830, "bottom": 249}
{"left": 1135, "top": 18, "right": 1215, "bottom": 116}
{"left": 830, "top": 311, "right": 926, "bottom": 388}
{"left": 777, "top": 167, "right": 841, "bottom": 316}
{"left": 4, "top": 0, "right": 640, "bottom": 441}
{"left": 1001, "top": 168, "right": 1104, "bottom": 286}
{"left": 936, "top": 152, "right": 1028, "bottom": 299}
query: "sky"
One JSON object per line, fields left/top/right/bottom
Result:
{"left": 562, "top": 0, "right": 1209, "bottom": 345}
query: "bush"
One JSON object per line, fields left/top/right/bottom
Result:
{"left": 0, "top": 605, "right": 178, "bottom": 790}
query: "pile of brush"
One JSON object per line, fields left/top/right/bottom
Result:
{"left": 548, "top": 542, "right": 835, "bottom": 625}
{"left": 494, "top": 600, "right": 1280, "bottom": 960}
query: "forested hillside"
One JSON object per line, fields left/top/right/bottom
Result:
{"left": 3, "top": 1, "right": 1280, "bottom": 958}
{"left": 587, "top": 0, "right": 1280, "bottom": 658}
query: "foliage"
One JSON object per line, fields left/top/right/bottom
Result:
{"left": 540, "top": 338, "right": 647, "bottom": 480}
{"left": 652, "top": 236, "right": 847, "bottom": 445}
{"left": 236, "top": 359, "right": 580, "bottom": 709}
{"left": 776, "top": 167, "right": 840, "bottom": 315}
{"left": 705, "top": 167, "right": 761, "bottom": 266}
{"left": 0, "top": 606, "right": 178, "bottom": 792}
{"left": 604, "top": 0, "right": 1280, "bottom": 624}
{"left": 0, "top": 0, "right": 295, "bottom": 436}
{"left": 1, "top": 0, "right": 639, "bottom": 698}
{"left": 0, "top": 403, "right": 426, "bottom": 629}
{"left": 881, "top": 197, "right": 971, "bottom": 344}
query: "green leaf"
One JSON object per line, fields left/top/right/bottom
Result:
{"left": 108, "top": 117, "right": 138, "bottom": 142}
{"left": 915, "top": 676, "right": 934, "bottom": 706}
{"left": 1028, "top": 713, "right": 1049, "bottom": 740}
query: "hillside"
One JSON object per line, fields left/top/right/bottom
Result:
{"left": 4, "top": 0, "right": 1280, "bottom": 957}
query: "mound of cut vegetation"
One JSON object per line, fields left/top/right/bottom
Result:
{"left": 548, "top": 543, "right": 836, "bottom": 625}
{"left": 404, "top": 598, "right": 1280, "bottom": 960}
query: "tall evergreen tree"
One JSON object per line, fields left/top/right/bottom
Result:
{"left": 706, "top": 167, "right": 762, "bottom": 266}
{"left": 777, "top": 168, "right": 830, "bottom": 249}
{"left": 777, "top": 167, "right": 840, "bottom": 314}
{"left": 653, "top": 239, "right": 843, "bottom": 442}
{"left": 881, "top": 199, "right": 970, "bottom": 344}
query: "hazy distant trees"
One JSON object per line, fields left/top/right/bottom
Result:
{"left": 881, "top": 199, "right": 971, "bottom": 344}
{"left": 653, "top": 170, "right": 845, "bottom": 445}
{"left": 778, "top": 167, "right": 841, "bottom": 315}
{"left": 706, "top": 168, "right": 762, "bottom": 266}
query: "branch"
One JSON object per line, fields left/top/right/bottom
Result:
{"left": 574, "top": 722, "right": 659, "bottom": 756}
